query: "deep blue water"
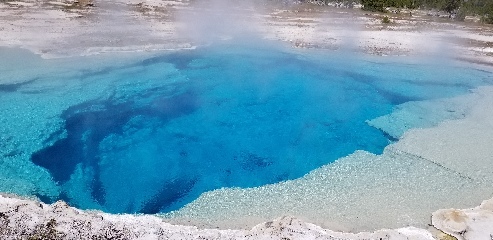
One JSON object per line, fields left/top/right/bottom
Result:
{"left": 6, "top": 43, "right": 491, "bottom": 214}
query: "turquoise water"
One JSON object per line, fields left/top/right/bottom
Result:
{"left": 1, "top": 43, "right": 491, "bottom": 214}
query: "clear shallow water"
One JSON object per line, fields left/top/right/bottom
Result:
{"left": 1, "top": 43, "right": 492, "bottom": 214}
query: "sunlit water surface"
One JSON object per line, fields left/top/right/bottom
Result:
{"left": 1, "top": 43, "right": 491, "bottom": 214}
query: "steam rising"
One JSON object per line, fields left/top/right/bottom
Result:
{"left": 173, "top": 0, "right": 457, "bottom": 59}
{"left": 176, "top": 0, "right": 265, "bottom": 45}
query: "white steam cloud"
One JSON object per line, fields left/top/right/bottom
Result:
{"left": 176, "top": 0, "right": 265, "bottom": 45}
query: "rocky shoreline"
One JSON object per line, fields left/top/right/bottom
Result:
{"left": 1, "top": 193, "right": 492, "bottom": 239}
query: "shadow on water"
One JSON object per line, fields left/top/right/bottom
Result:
{"left": 141, "top": 51, "right": 202, "bottom": 70}
{"left": 0, "top": 78, "right": 38, "bottom": 92}
{"left": 140, "top": 177, "right": 198, "bottom": 214}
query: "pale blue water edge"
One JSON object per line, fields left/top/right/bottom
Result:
{"left": 0, "top": 42, "right": 492, "bottom": 214}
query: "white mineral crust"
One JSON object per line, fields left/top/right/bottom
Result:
{"left": 432, "top": 197, "right": 493, "bottom": 240}
{"left": 0, "top": 194, "right": 438, "bottom": 239}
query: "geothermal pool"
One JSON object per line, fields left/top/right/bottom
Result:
{"left": 0, "top": 43, "right": 492, "bottom": 216}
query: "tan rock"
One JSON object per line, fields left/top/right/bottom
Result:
{"left": 432, "top": 197, "right": 493, "bottom": 240}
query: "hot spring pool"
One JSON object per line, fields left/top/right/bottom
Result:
{"left": 0, "top": 43, "right": 491, "bottom": 215}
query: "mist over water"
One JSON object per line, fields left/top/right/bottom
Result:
{"left": 176, "top": 0, "right": 264, "bottom": 45}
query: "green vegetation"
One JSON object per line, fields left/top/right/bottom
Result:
{"left": 462, "top": 0, "right": 493, "bottom": 23}
{"left": 361, "top": 0, "right": 386, "bottom": 11}
{"left": 382, "top": 15, "right": 391, "bottom": 23}
{"left": 357, "top": 0, "right": 493, "bottom": 23}
{"left": 361, "top": 0, "right": 461, "bottom": 12}
{"left": 302, "top": 0, "right": 493, "bottom": 23}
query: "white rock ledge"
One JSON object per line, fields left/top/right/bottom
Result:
{"left": 2, "top": 194, "right": 492, "bottom": 240}
{"left": 432, "top": 197, "right": 493, "bottom": 240}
